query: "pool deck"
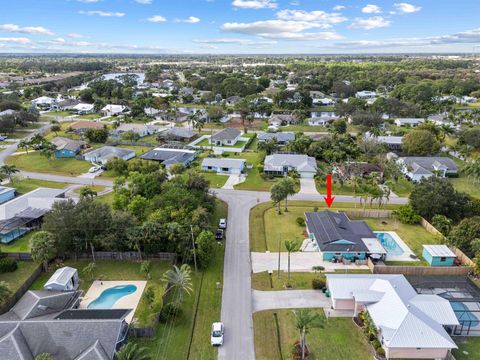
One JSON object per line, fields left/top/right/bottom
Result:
{"left": 79, "top": 280, "right": 147, "bottom": 323}
{"left": 374, "top": 231, "right": 418, "bottom": 262}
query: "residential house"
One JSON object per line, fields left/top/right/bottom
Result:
{"left": 157, "top": 128, "right": 197, "bottom": 142}
{"left": 397, "top": 156, "right": 458, "bottom": 182}
{"left": 140, "top": 147, "right": 196, "bottom": 168}
{"left": 0, "top": 268, "right": 130, "bottom": 359}
{"left": 210, "top": 128, "right": 241, "bottom": 146}
{"left": 312, "top": 98, "right": 335, "bottom": 106}
{"left": 355, "top": 91, "right": 377, "bottom": 99}
{"left": 269, "top": 114, "right": 298, "bottom": 127}
{"left": 69, "top": 121, "right": 104, "bottom": 133}
{"left": 83, "top": 146, "right": 135, "bottom": 164}
{"left": 58, "top": 99, "right": 80, "bottom": 111}
{"left": 305, "top": 211, "right": 384, "bottom": 261}
{"left": 264, "top": 154, "right": 317, "bottom": 178}
{"left": 0, "top": 186, "right": 15, "bottom": 204}
{"left": 334, "top": 162, "right": 383, "bottom": 180}
{"left": 144, "top": 107, "right": 161, "bottom": 116}
{"left": 201, "top": 158, "right": 246, "bottom": 175}
{"left": 308, "top": 112, "right": 339, "bottom": 126}
{"left": 257, "top": 132, "right": 295, "bottom": 145}
{"left": 0, "top": 109, "right": 16, "bottom": 118}
{"left": 326, "top": 274, "right": 458, "bottom": 359}
{"left": 101, "top": 104, "right": 128, "bottom": 117}
{"left": 366, "top": 133, "right": 403, "bottom": 151}
{"left": 394, "top": 118, "right": 425, "bottom": 127}
{"left": 112, "top": 123, "right": 162, "bottom": 139}
{"left": 0, "top": 188, "right": 67, "bottom": 243}
{"left": 72, "top": 103, "right": 95, "bottom": 115}
{"left": 32, "top": 96, "right": 57, "bottom": 110}
{"left": 422, "top": 245, "right": 457, "bottom": 267}
{"left": 225, "top": 96, "right": 242, "bottom": 106}
{"left": 51, "top": 137, "right": 85, "bottom": 158}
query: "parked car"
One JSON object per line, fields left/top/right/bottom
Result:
{"left": 211, "top": 322, "right": 224, "bottom": 346}
{"left": 215, "top": 229, "right": 224, "bottom": 240}
{"left": 88, "top": 166, "right": 101, "bottom": 173}
{"left": 219, "top": 218, "right": 227, "bottom": 229}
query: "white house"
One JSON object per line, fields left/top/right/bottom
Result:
{"left": 264, "top": 154, "right": 317, "bottom": 178}
{"left": 72, "top": 103, "right": 95, "bottom": 115}
{"left": 32, "top": 96, "right": 57, "bottom": 109}
{"left": 201, "top": 158, "right": 246, "bottom": 175}
{"left": 394, "top": 118, "right": 425, "bottom": 127}
{"left": 327, "top": 274, "right": 459, "bottom": 359}
{"left": 355, "top": 91, "right": 377, "bottom": 99}
{"left": 44, "top": 267, "right": 79, "bottom": 291}
{"left": 397, "top": 156, "right": 458, "bottom": 182}
{"left": 308, "top": 112, "right": 339, "bottom": 126}
{"left": 84, "top": 146, "right": 135, "bottom": 164}
{"left": 101, "top": 104, "right": 128, "bottom": 117}
{"left": 312, "top": 98, "right": 335, "bottom": 106}
{"left": 210, "top": 128, "right": 241, "bottom": 146}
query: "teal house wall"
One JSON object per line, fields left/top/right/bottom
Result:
{"left": 422, "top": 248, "right": 455, "bottom": 266}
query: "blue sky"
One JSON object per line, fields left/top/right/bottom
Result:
{"left": 1, "top": 0, "right": 480, "bottom": 54}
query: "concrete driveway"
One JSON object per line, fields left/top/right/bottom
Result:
{"left": 251, "top": 251, "right": 369, "bottom": 273}
{"left": 222, "top": 174, "right": 245, "bottom": 189}
{"left": 298, "top": 178, "right": 319, "bottom": 195}
{"left": 252, "top": 289, "right": 331, "bottom": 312}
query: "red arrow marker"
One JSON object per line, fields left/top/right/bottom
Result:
{"left": 324, "top": 174, "right": 335, "bottom": 208}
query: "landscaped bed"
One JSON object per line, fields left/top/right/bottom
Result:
{"left": 253, "top": 309, "right": 374, "bottom": 360}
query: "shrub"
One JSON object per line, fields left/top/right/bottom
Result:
{"left": 372, "top": 338, "right": 381, "bottom": 349}
{"left": 376, "top": 347, "right": 386, "bottom": 357}
{"left": 0, "top": 257, "right": 18, "bottom": 274}
{"left": 393, "top": 205, "right": 421, "bottom": 225}
{"left": 159, "top": 302, "right": 182, "bottom": 322}
{"left": 312, "top": 278, "right": 326, "bottom": 290}
{"left": 296, "top": 217, "right": 306, "bottom": 227}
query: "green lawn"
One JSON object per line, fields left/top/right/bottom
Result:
{"left": 44, "top": 122, "right": 82, "bottom": 141}
{"left": 96, "top": 191, "right": 114, "bottom": 204}
{"left": 135, "top": 200, "right": 228, "bottom": 360}
{"left": 77, "top": 113, "right": 103, "bottom": 120}
{"left": 0, "top": 231, "right": 36, "bottom": 252}
{"left": 389, "top": 177, "right": 414, "bottom": 197}
{"left": 254, "top": 309, "right": 374, "bottom": 360}
{"left": 361, "top": 218, "right": 443, "bottom": 258}
{"left": 7, "top": 153, "right": 92, "bottom": 176}
{"left": 229, "top": 151, "right": 279, "bottom": 191}
{"left": 316, "top": 179, "right": 356, "bottom": 195}
{"left": 119, "top": 145, "right": 154, "bottom": 156}
{"left": 45, "top": 110, "right": 73, "bottom": 117}
{"left": 0, "top": 261, "right": 40, "bottom": 299}
{"left": 453, "top": 337, "right": 480, "bottom": 360}
{"left": 450, "top": 177, "right": 480, "bottom": 199}
{"left": 250, "top": 201, "right": 402, "bottom": 252}
{"left": 203, "top": 172, "right": 229, "bottom": 188}
{"left": 10, "top": 178, "right": 68, "bottom": 195}
{"left": 279, "top": 125, "right": 328, "bottom": 132}
{"left": 31, "top": 260, "right": 171, "bottom": 328}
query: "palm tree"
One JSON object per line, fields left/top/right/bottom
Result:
{"left": 0, "top": 164, "right": 19, "bottom": 183}
{"left": 293, "top": 309, "right": 324, "bottom": 360}
{"left": 284, "top": 240, "right": 300, "bottom": 282}
{"left": 162, "top": 264, "right": 193, "bottom": 304}
{"left": 463, "top": 161, "right": 480, "bottom": 184}
{"left": 115, "top": 343, "right": 150, "bottom": 360}
{"left": 0, "top": 281, "right": 11, "bottom": 304}
{"left": 18, "top": 139, "right": 30, "bottom": 154}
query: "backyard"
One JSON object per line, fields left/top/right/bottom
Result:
{"left": 0, "top": 230, "right": 36, "bottom": 252}
{"left": 251, "top": 201, "right": 402, "bottom": 252}
{"left": 0, "top": 261, "right": 40, "bottom": 300}
{"left": 253, "top": 309, "right": 374, "bottom": 360}
{"left": 6, "top": 152, "right": 92, "bottom": 176}
{"left": 453, "top": 337, "right": 480, "bottom": 360}
{"left": 450, "top": 176, "right": 480, "bottom": 199}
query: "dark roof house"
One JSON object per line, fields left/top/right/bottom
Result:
{"left": 140, "top": 147, "right": 196, "bottom": 168}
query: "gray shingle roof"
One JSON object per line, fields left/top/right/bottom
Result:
{"left": 51, "top": 137, "right": 85, "bottom": 152}
{"left": 44, "top": 267, "right": 78, "bottom": 288}
{"left": 140, "top": 148, "right": 196, "bottom": 166}
{"left": 264, "top": 154, "right": 317, "bottom": 173}
{"left": 305, "top": 211, "right": 375, "bottom": 252}
{"left": 201, "top": 158, "right": 246, "bottom": 170}
{"left": 399, "top": 157, "right": 458, "bottom": 173}
{"left": 84, "top": 146, "right": 135, "bottom": 161}
{"left": 257, "top": 132, "right": 295, "bottom": 143}
{"left": 211, "top": 128, "right": 241, "bottom": 141}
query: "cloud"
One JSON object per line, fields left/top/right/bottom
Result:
{"left": 232, "top": 0, "right": 277, "bottom": 9}
{"left": 276, "top": 10, "right": 347, "bottom": 24}
{"left": 175, "top": 16, "right": 200, "bottom": 24}
{"left": 362, "top": 4, "right": 382, "bottom": 14}
{"left": 77, "top": 0, "right": 102, "bottom": 2}
{"left": 67, "top": 33, "right": 85, "bottom": 39}
{"left": 193, "top": 38, "right": 277, "bottom": 46}
{"left": 333, "top": 5, "right": 345, "bottom": 11}
{"left": 0, "top": 24, "right": 54, "bottom": 36}
{"left": 349, "top": 16, "right": 390, "bottom": 30}
{"left": 0, "top": 37, "right": 31, "bottom": 44}
{"left": 394, "top": 3, "right": 421, "bottom": 14}
{"left": 147, "top": 15, "right": 167, "bottom": 23}
{"left": 134, "top": 0, "right": 153, "bottom": 4}
{"left": 78, "top": 10, "right": 125, "bottom": 17}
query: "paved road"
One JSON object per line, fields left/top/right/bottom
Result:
{"left": 252, "top": 290, "right": 331, "bottom": 313}
{"left": 214, "top": 189, "right": 270, "bottom": 360}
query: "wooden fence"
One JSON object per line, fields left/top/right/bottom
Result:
{"left": 4, "top": 251, "right": 177, "bottom": 262}
{"left": 342, "top": 209, "right": 393, "bottom": 219}
{"left": 0, "top": 264, "right": 43, "bottom": 315}
{"left": 368, "top": 258, "right": 472, "bottom": 276}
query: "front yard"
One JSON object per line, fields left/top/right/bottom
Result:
{"left": 450, "top": 177, "right": 480, "bottom": 199}
{"left": 10, "top": 178, "right": 68, "bottom": 194}
{"left": 254, "top": 309, "right": 374, "bottom": 360}
{"left": 251, "top": 201, "right": 402, "bottom": 252}
{"left": 6, "top": 152, "right": 92, "bottom": 176}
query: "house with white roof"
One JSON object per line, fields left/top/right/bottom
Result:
{"left": 101, "top": 104, "right": 128, "bottom": 117}
{"left": 394, "top": 118, "right": 425, "bottom": 127}
{"left": 355, "top": 91, "right": 377, "bottom": 100}
{"left": 397, "top": 156, "right": 458, "bottom": 182}
{"left": 73, "top": 103, "right": 95, "bottom": 115}
{"left": 32, "top": 96, "right": 57, "bottom": 110}
{"left": 201, "top": 158, "right": 246, "bottom": 175}
{"left": 326, "top": 274, "right": 459, "bottom": 359}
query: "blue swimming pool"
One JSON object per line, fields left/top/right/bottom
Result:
{"left": 87, "top": 285, "right": 137, "bottom": 309}
{"left": 376, "top": 232, "right": 404, "bottom": 256}
{"left": 451, "top": 302, "right": 480, "bottom": 327}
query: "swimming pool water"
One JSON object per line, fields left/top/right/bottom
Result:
{"left": 451, "top": 302, "right": 480, "bottom": 327}
{"left": 87, "top": 285, "right": 137, "bottom": 309}
{"left": 376, "top": 232, "right": 404, "bottom": 256}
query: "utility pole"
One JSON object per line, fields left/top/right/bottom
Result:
{"left": 190, "top": 225, "right": 198, "bottom": 272}
{"left": 277, "top": 233, "right": 281, "bottom": 279}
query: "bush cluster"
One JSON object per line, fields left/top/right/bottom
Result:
{"left": 0, "top": 257, "right": 18, "bottom": 274}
